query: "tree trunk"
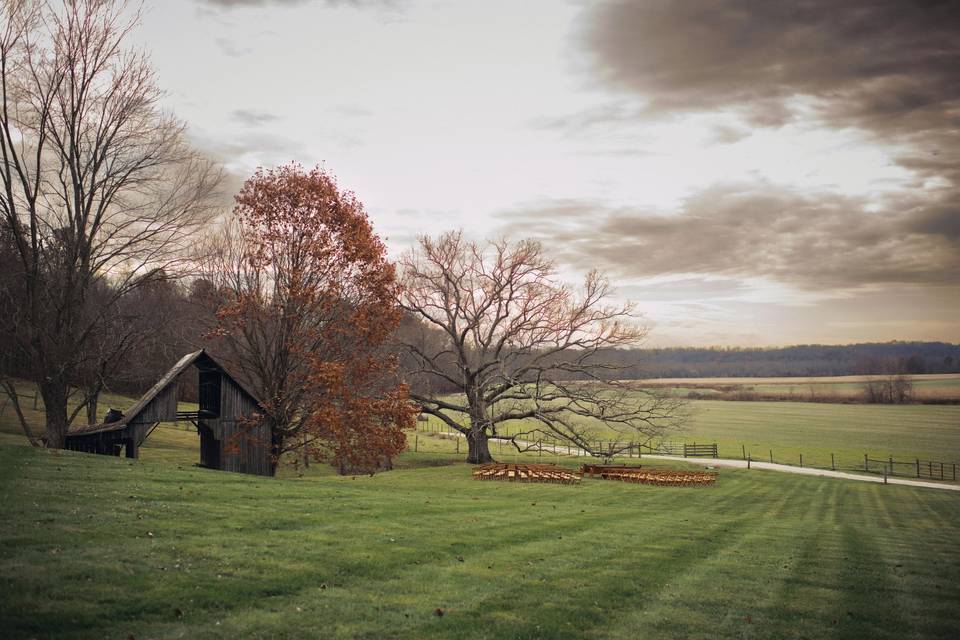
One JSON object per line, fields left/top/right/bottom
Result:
{"left": 466, "top": 428, "right": 494, "bottom": 464}
{"left": 86, "top": 389, "right": 99, "bottom": 426}
{"left": 40, "top": 381, "right": 69, "bottom": 448}
{"left": 0, "top": 380, "right": 41, "bottom": 446}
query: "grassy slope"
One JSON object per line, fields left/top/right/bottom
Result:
{"left": 1, "top": 442, "right": 959, "bottom": 640}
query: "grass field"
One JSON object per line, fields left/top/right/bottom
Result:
{"left": 652, "top": 400, "right": 960, "bottom": 470}
{"left": 477, "top": 399, "right": 960, "bottom": 473}
{"left": 2, "top": 441, "right": 959, "bottom": 639}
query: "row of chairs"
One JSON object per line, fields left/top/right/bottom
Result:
{"left": 472, "top": 463, "right": 582, "bottom": 484}
{"left": 594, "top": 467, "right": 718, "bottom": 487}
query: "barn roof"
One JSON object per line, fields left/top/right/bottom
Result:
{"left": 67, "top": 349, "right": 265, "bottom": 436}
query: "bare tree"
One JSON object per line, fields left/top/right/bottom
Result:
{"left": 0, "top": 0, "right": 220, "bottom": 447}
{"left": 397, "top": 231, "right": 686, "bottom": 464}
{"left": 863, "top": 374, "right": 914, "bottom": 404}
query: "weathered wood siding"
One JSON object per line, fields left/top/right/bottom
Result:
{"left": 129, "top": 384, "right": 178, "bottom": 425}
{"left": 206, "top": 374, "right": 271, "bottom": 476}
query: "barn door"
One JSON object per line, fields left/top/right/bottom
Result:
{"left": 197, "top": 423, "right": 221, "bottom": 469}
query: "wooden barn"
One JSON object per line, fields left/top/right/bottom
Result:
{"left": 65, "top": 350, "right": 275, "bottom": 476}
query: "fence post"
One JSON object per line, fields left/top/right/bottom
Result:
{"left": 940, "top": 462, "right": 944, "bottom": 480}
{"left": 864, "top": 454, "right": 868, "bottom": 472}
{"left": 831, "top": 453, "right": 835, "bottom": 470}
{"left": 770, "top": 450, "right": 774, "bottom": 464}
{"left": 742, "top": 444, "right": 746, "bottom": 460}
{"left": 883, "top": 465, "right": 888, "bottom": 485}
{"left": 916, "top": 458, "right": 920, "bottom": 478}
{"left": 800, "top": 453, "right": 803, "bottom": 468}
{"left": 684, "top": 443, "right": 688, "bottom": 458}
{"left": 747, "top": 454, "right": 751, "bottom": 469}
{"left": 456, "top": 438, "right": 459, "bottom": 454}
{"left": 889, "top": 456, "right": 894, "bottom": 476}
{"left": 415, "top": 434, "right": 418, "bottom": 453}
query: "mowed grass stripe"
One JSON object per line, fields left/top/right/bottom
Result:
{"left": 2, "top": 443, "right": 959, "bottom": 639}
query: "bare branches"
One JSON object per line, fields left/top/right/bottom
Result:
{"left": 397, "top": 231, "right": 685, "bottom": 463}
{"left": 0, "top": 0, "right": 220, "bottom": 447}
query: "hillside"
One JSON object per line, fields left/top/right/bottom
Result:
{"left": 1, "top": 442, "right": 959, "bottom": 639}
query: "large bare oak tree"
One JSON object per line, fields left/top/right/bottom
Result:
{"left": 0, "top": 0, "right": 219, "bottom": 447}
{"left": 397, "top": 231, "right": 685, "bottom": 464}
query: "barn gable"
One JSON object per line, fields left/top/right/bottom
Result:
{"left": 65, "top": 350, "right": 274, "bottom": 476}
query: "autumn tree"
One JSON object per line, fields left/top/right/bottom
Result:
{"left": 0, "top": 0, "right": 220, "bottom": 447}
{"left": 205, "top": 164, "right": 413, "bottom": 474}
{"left": 397, "top": 231, "right": 685, "bottom": 464}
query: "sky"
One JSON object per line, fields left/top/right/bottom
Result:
{"left": 134, "top": 0, "right": 959, "bottom": 346}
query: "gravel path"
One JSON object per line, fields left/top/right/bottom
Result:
{"left": 638, "top": 454, "right": 960, "bottom": 491}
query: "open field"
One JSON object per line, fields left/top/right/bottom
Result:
{"left": 632, "top": 374, "right": 960, "bottom": 403}
{"left": 655, "top": 400, "right": 960, "bottom": 470}
{"left": 474, "top": 399, "right": 960, "bottom": 472}
{"left": 2, "top": 441, "right": 959, "bottom": 640}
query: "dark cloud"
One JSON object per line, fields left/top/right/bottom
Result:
{"left": 498, "top": 183, "right": 960, "bottom": 291}
{"left": 582, "top": 0, "right": 960, "bottom": 138}
{"left": 230, "top": 109, "right": 282, "bottom": 127}
{"left": 567, "top": 1, "right": 960, "bottom": 299}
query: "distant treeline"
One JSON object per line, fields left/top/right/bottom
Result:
{"left": 597, "top": 342, "right": 960, "bottom": 378}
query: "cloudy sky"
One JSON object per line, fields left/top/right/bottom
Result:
{"left": 136, "top": 0, "right": 959, "bottom": 346}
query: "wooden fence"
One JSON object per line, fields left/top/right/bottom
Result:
{"left": 864, "top": 456, "right": 958, "bottom": 481}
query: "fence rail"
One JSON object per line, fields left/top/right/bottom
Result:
{"left": 865, "top": 456, "right": 957, "bottom": 481}
{"left": 412, "top": 423, "right": 958, "bottom": 483}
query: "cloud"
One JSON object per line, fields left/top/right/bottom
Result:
{"left": 497, "top": 183, "right": 960, "bottom": 291}
{"left": 230, "top": 109, "right": 282, "bottom": 127}
{"left": 581, "top": 1, "right": 960, "bottom": 138}
{"left": 214, "top": 37, "right": 253, "bottom": 57}
{"left": 192, "top": 131, "right": 310, "bottom": 172}
{"left": 708, "top": 124, "right": 750, "bottom": 145}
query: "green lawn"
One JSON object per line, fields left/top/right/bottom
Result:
{"left": 1, "top": 441, "right": 958, "bottom": 639}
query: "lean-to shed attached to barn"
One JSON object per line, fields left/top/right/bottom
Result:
{"left": 65, "top": 350, "right": 275, "bottom": 476}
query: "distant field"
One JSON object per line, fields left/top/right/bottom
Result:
{"left": 632, "top": 373, "right": 960, "bottom": 402}
{"left": 2, "top": 441, "right": 959, "bottom": 639}
{"left": 634, "top": 374, "right": 960, "bottom": 386}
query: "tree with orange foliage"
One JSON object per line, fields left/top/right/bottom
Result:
{"left": 205, "top": 164, "right": 413, "bottom": 474}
